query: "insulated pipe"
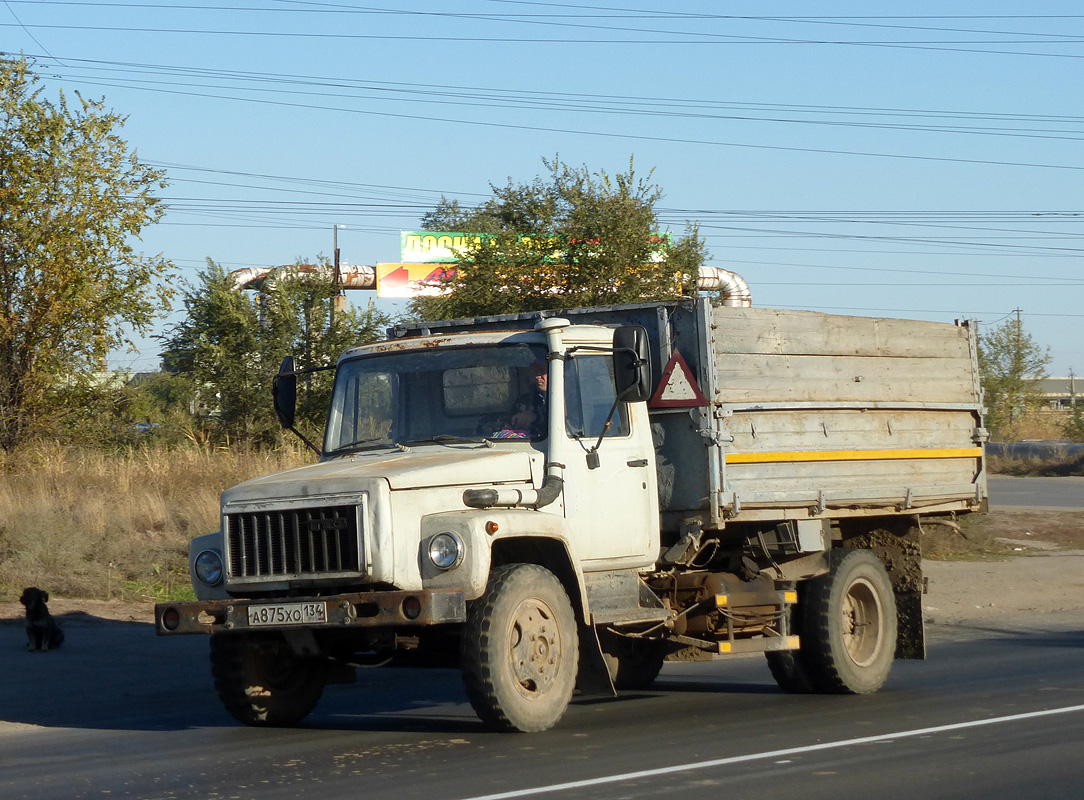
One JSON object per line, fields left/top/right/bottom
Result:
{"left": 697, "top": 266, "right": 752, "bottom": 306}
{"left": 228, "top": 264, "right": 377, "bottom": 291}
{"left": 333, "top": 264, "right": 378, "bottom": 289}
{"left": 227, "top": 266, "right": 273, "bottom": 290}
{"left": 229, "top": 264, "right": 749, "bottom": 304}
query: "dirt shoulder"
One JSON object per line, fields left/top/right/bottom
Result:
{"left": 1, "top": 508, "right": 1082, "bottom": 627}
{"left": 921, "top": 506, "right": 1084, "bottom": 624}
{"left": 924, "top": 549, "right": 1084, "bottom": 625}
{"left": 0, "top": 597, "right": 155, "bottom": 625}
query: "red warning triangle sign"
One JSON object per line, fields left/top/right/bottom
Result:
{"left": 648, "top": 351, "right": 708, "bottom": 408}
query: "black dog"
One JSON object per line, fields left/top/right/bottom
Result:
{"left": 19, "top": 587, "right": 64, "bottom": 651}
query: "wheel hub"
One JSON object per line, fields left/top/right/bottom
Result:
{"left": 509, "top": 598, "right": 561, "bottom": 697}
{"left": 841, "top": 577, "right": 884, "bottom": 667}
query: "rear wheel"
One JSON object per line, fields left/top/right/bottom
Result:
{"left": 765, "top": 602, "right": 816, "bottom": 693}
{"left": 210, "top": 632, "right": 328, "bottom": 726}
{"left": 461, "top": 564, "right": 579, "bottom": 732}
{"left": 600, "top": 634, "right": 666, "bottom": 690}
{"left": 799, "top": 548, "right": 897, "bottom": 694}
{"left": 766, "top": 649, "right": 817, "bottom": 693}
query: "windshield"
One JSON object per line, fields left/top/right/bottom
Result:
{"left": 324, "top": 343, "right": 549, "bottom": 454}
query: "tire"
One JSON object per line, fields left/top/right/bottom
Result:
{"left": 799, "top": 548, "right": 897, "bottom": 694}
{"left": 766, "top": 649, "right": 817, "bottom": 693}
{"left": 600, "top": 635, "right": 666, "bottom": 690}
{"left": 461, "top": 564, "right": 579, "bottom": 732}
{"left": 765, "top": 601, "right": 816, "bottom": 693}
{"left": 210, "top": 632, "right": 328, "bottom": 726}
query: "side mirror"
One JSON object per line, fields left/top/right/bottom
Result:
{"left": 272, "top": 356, "right": 297, "bottom": 429}
{"left": 613, "top": 326, "right": 651, "bottom": 403}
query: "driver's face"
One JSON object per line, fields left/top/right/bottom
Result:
{"left": 532, "top": 365, "right": 548, "bottom": 392}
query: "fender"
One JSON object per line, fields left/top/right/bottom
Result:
{"left": 419, "top": 508, "right": 617, "bottom": 697}
{"left": 419, "top": 508, "right": 584, "bottom": 609}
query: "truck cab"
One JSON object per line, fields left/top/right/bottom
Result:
{"left": 159, "top": 317, "right": 668, "bottom": 732}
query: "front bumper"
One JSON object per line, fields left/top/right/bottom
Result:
{"left": 154, "top": 588, "right": 467, "bottom": 636}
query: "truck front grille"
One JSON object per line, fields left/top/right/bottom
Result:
{"left": 226, "top": 505, "right": 362, "bottom": 580}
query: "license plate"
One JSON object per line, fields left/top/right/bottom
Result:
{"left": 246, "top": 601, "right": 328, "bottom": 627}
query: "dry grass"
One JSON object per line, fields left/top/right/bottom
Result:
{"left": 998, "top": 409, "right": 1069, "bottom": 442}
{"left": 0, "top": 442, "right": 313, "bottom": 603}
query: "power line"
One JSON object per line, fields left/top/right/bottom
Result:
{"left": 27, "top": 58, "right": 1084, "bottom": 155}
{"left": 778, "top": 304, "right": 1084, "bottom": 319}
{"left": 8, "top": 20, "right": 1084, "bottom": 48}
{"left": 1, "top": 0, "right": 63, "bottom": 63}
{"left": 718, "top": 258, "right": 1084, "bottom": 284}
{"left": 8, "top": 3, "right": 1084, "bottom": 44}
{"left": 35, "top": 56, "right": 1084, "bottom": 126}
{"left": 33, "top": 74, "right": 1084, "bottom": 174}
{"left": 42, "top": 76, "right": 1084, "bottom": 144}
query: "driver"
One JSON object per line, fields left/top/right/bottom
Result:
{"left": 492, "top": 359, "right": 548, "bottom": 439}
{"left": 511, "top": 359, "right": 548, "bottom": 436}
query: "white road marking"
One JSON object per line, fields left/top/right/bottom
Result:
{"left": 459, "top": 703, "right": 1084, "bottom": 800}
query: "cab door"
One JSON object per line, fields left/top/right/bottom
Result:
{"left": 559, "top": 352, "right": 659, "bottom": 570}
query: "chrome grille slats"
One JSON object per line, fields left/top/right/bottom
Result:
{"left": 225, "top": 504, "right": 362, "bottom": 580}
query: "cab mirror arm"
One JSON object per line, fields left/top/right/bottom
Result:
{"left": 272, "top": 356, "right": 334, "bottom": 455}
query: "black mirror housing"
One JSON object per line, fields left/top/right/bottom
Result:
{"left": 613, "top": 326, "right": 651, "bottom": 403}
{"left": 272, "top": 356, "right": 298, "bottom": 429}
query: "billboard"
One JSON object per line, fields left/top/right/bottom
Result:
{"left": 376, "top": 263, "right": 455, "bottom": 298}
{"left": 401, "top": 232, "right": 486, "bottom": 264}
{"left": 400, "top": 230, "right": 672, "bottom": 264}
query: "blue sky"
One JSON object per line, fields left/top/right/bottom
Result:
{"left": 5, "top": 1, "right": 1083, "bottom": 378}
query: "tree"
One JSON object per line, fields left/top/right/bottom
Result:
{"left": 410, "top": 157, "right": 707, "bottom": 320}
{"left": 47, "top": 371, "right": 192, "bottom": 449}
{"left": 0, "top": 55, "right": 173, "bottom": 451}
{"left": 978, "top": 315, "right": 1051, "bottom": 438}
{"left": 1064, "top": 405, "right": 1084, "bottom": 443}
{"left": 161, "top": 259, "right": 388, "bottom": 445}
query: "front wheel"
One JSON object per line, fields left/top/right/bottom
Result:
{"left": 210, "top": 632, "right": 328, "bottom": 726}
{"left": 799, "top": 548, "right": 897, "bottom": 694}
{"left": 461, "top": 564, "right": 579, "bottom": 732}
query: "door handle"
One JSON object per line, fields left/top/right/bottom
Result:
{"left": 627, "top": 459, "right": 649, "bottom": 468}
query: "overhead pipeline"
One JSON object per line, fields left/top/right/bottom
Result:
{"left": 228, "top": 264, "right": 750, "bottom": 305}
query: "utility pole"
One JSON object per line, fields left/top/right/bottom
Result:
{"left": 331, "top": 224, "right": 344, "bottom": 327}
{"left": 1010, "top": 307, "right": 1023, "bottom": 423}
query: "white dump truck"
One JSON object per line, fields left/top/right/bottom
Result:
{"left": 155, "top": 298, "right": 987, "bottom": 732}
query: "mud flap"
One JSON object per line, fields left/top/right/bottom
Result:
{"left": 576, "top": 623, "right": 617, "bottom": 696}
{"left": 840, "top": 517, "right": 926, "bottom": 660}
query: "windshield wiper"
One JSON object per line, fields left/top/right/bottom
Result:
{"left": 329, "top": 437, "right": 395, "bottom": 455}
{"left": 400, "top": 435, "right": 487, "bottom": 447}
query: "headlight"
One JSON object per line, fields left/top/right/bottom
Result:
{"left": 427, "top": 532, "right": 464, "bottom": 570}
{"left": 194, "top": 549, "right": 224, "bottom": 586}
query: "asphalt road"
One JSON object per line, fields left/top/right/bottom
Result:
{"left": 3, "top": 474, "right": 1080, "bottom": 799}
{"left": 988, "top": 475, "right": 1084, "bottom": 509}
{"left": 3, "top": 610, "right": 1084, "bottom": 800}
